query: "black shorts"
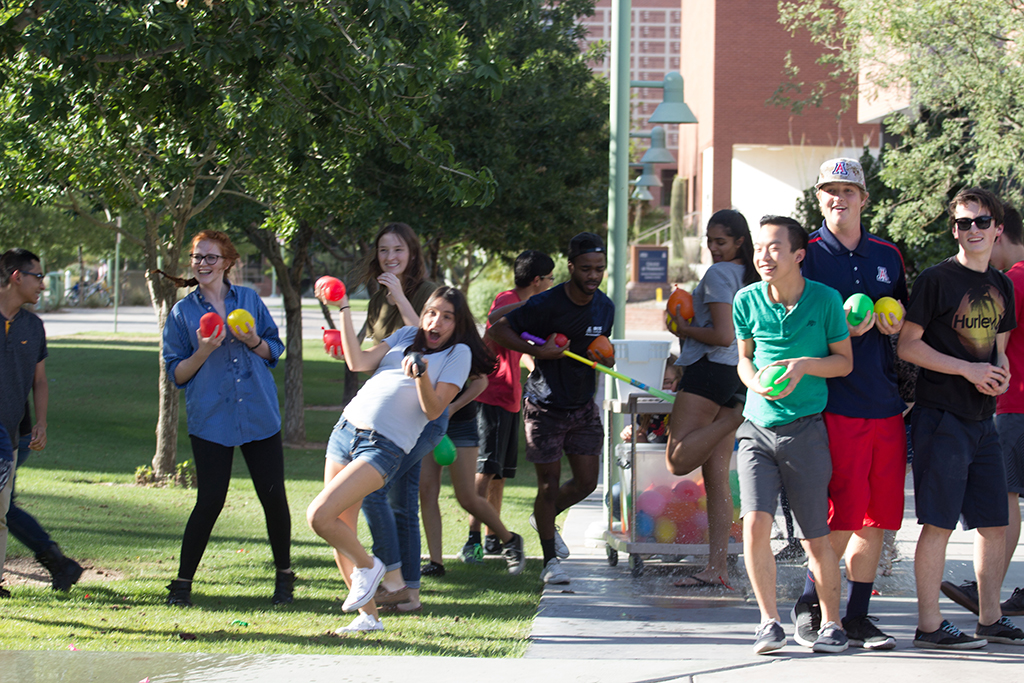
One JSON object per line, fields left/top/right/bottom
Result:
{"left": 912, "top": 406, "right": 1009, "bottom": 530}
{"left": 679, "top": 356, "right": 744, "bottom": 407}
{"left": 477, "top": 403, "right": 519, "bottom": 479}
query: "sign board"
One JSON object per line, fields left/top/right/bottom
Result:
{"left": 634, "top": 246, "right": 668, "bottom": 283}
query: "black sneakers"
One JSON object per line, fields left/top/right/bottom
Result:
{"left": 791, "top": 601, "right": 821, "bottom": 647}
{"left": 914, "top": 619, "right": 986, "bottom": 650}
{"left": 503, "top": 532, "right": 526, "bottom": 575}
{"left": 1002, "top": 586, "right": 1024, "bottom": 617}
{"left": 420, "top": 561, "right": 446, "bottom": 577}
{"left": 484, "top": 535, "right": 504, "bottom": 556}
{"left": 976, "top": 616, "right": 1024, "bottom": 645}
{"left": 842, "top": 614, "right": 896, "bottom": 650}
{"left": 940, "top": 580, "right": 980, "bottom": 614}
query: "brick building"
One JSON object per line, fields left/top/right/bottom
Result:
{"left": 582, "top": 1, "right": 880, "bottom": 235}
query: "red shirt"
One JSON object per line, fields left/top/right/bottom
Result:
{"left": 997, "top": 261, "right": 1024, "bottom": 414}
{"left": 477, "top": 290, "right": 524, "bottom": 413}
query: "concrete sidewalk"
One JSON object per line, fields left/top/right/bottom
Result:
{"left": 523, "top": 475, "right": 1024, "bottom": 679}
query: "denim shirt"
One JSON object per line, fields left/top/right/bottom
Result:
{"left": 163, "top": 283, "right": 284, "bottom": 447}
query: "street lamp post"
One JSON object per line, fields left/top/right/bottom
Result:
{"left": 606, "top": 2, "right": 697, "bottom": 348}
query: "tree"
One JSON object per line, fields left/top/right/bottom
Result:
{"left": 345, "top": 0, "right": 609, "bottom": 283}
{"left": 0, "top": 1, "right": 492, "bottom": 476}
{"left": 776, "top": 1, "right": 1024, "bottom": 260}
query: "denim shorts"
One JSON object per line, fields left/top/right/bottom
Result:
{"left": 326, "top": 418, "right": 404, "bottom": 486}
{"left": 447, "top": 418, "right": 479, "bottom": 448}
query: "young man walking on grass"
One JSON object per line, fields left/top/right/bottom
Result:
{"left": 457, "top": 250, "right": 554, "bottom": 563}
{"left": 898, "top": 187, "right": 1024, "bottom": 649}
{"left": 733, "top": 216, "right": 853, "bottom": 654}
{"left": 940, "top": 202, "right": 1024, "bottom": 621}
{"left": 488, "top": 232, "right": 614, "bottom": 586}
{"left": 798, "top": 157, "right": 908, "bottom": 650}
{"left": 0, "top": 248, "right": 83, "bottom": 597}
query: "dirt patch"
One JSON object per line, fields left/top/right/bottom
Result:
{"left": 2, "top": 556, "right": 123, "bottom": 587}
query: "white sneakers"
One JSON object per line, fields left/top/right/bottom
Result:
{"left": 342, "top": 557, "right": 385, "bottom": 612}
{"left": 530, "top": 514, "right": 570, "bottom": 559}
{"left": 335, "top": 612, "right": 384, "bottom": 633}
{"left": 541, "top": 558, "right": 571, "bottom": 585}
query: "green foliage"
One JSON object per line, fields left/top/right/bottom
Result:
{"left": 777, "top": 1, "right": 1024, "bottom": 269}
{"left": 345, "top": 0, "right": 609, "bottom": 267}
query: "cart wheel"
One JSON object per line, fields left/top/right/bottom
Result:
{"left": 629, "top": 553, "right": 644, "bottom": 577}
{"left": 606, "top": 544, "right": 619, "bottom": 567}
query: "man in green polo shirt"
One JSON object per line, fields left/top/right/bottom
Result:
{"left": 732, "top": 216, "right": 853, "bottom": 654}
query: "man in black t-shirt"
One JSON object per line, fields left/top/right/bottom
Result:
{"left": 489, "top": 233, "right": 615, "bottom": 585}
{"left": 898, "top": 188, "right": 1023, "bottom": 649}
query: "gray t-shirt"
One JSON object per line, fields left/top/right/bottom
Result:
{"left": 678, "top": 261, "right": 745, "bottom": 367}
{"left": 343, "top": 327, "right": 471, "bottom": 453}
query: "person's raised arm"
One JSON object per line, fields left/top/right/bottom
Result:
{"left": 488, "top": 299, "right": 528, "bottom": 325}
{"left": 322, "top": 290, "right": 389, "bottom": 373}
{"left": 378, "top": 273, "right": 422, "bottom": 327}
{"left": 401, "top": 354, "right": 462, "bottom": 421}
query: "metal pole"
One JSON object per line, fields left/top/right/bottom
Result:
{"left": 114, "top": 218, "right": 122, "bottom": 333}
{"left": 608, "top": 0, "right": 631, "bottom": 344}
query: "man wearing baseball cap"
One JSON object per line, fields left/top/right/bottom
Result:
{"left": 796, "top": 157, "right": 909, "bottom": 650}
{"left": 487, "top": 232, "right": 615, "bottom": 585}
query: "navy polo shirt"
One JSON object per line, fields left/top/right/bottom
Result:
{"left": 802, "top": 223, "right": 908, "bottom": 419}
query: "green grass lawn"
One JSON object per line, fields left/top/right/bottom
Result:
{"left": 2, "top": 338, "right": 541, "bottom": 656}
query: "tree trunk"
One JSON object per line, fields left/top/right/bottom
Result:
{"left": 150, "top": 273, "right": 180, "bottom": 479}
{"left": 281, "top": 284, "right": 305, "bottom": 446}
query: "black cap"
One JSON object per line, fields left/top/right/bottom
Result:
{"left": 567, "top": 232, "right": 606, "bottom": 262}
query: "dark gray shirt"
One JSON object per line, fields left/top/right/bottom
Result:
{"left": 1, "top": 308, "right": 47, "bottom": 448}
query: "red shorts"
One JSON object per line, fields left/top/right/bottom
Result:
{"left": 823, "top": 412, "right": 906, "bottom": 531}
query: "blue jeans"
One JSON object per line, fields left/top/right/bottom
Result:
{"left": 6, "top": 433, "right": 53, "bottom": 555}
{"left": 362, "top": 412, "right": 448, "bottom": 590}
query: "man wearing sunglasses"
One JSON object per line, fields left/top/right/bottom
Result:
{"left": 898, "top": 187, "right": 1023, "bottom": 648}
{"left": 0, "top": 249, "right": 83, "bottom": 598}
{"left": 799, "top": 157, "right": 908, "bottom": 650}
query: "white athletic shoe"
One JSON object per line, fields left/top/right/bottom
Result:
{"left": 541, "top": 558, "right": 571, "bottom": 585}
{"left": 342, "top": 557, "right": 385, "bottom": 612}
{"left": 531, "top": 514, "right": 570, "bottom": 559}
{"left": 335, "top": 612, "right": 384, "bottom": 633}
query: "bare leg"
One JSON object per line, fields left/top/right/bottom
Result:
{"left": 450, "top": 446, "right": 510, "bottom": 542}
{"left": 744, "top": 511, "right": 779, "bottom": 623}
{"left": 419, "top": 455, "right": 444, "bottom": 564}
{"left": 468, "top": 472, "right": 495, "bottom": 534}
{"left": 533, "top": 461, "right": 562, "bottom": 542}
{"left": 845, "top": 526, "right": 885, "bottom": 582}
{"left": 916, "top": 523, "right": 953, "bottom": 633}
{"left": 485, "top": 478, "right": 505, "bottom": 537}
{"left": 686, "top": 435, "right": 734, "bottom": 584}
{"left": 976, "top": 525, "right": 1007, "bottom": 626}
{"left": 666, "top": 394, "right": 744, "bottom": 476}
{"left": 803, "top": 535, "right": 843, "bottom": 626}
{"left": 307, "top": 459, "right": 384, "bottom": 569}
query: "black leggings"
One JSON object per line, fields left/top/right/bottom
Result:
{"left": 177, "top": 432, "right": 291, "bottom": 580}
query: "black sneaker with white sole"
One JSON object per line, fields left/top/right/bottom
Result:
{"left": 842, "top": 614, "right": 896, "bottom": 650}
{"left": 812, "top": 621, "right": 849, "bottom": 653}
{"left": 976, "top": 616, "right": 1024, "bottom": 645}
{"left": 914, "top": 619, "right": 987, "bottom": 650}
{"left": 1002, "top": 586, "right": 1024, "bottom": 617}
{"left": 940, "top": 579, "right": 980, "bottom": 614}
{"left": 503, "top": 532, "right": 526, "bottom": 575}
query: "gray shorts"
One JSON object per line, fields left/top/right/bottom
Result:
{"left": 996, "top": 413, "right": 1024, "bottom": 495}
{"left": 737, "top": 414, "right": 832, "bottom": 540}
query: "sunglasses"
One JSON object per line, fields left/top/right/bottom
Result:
{"left": 190, "top": 253, "right": 225, "bottom": 265}
{"left": 953, "top": 215, "right": 994, "bottom": 230}
{"left": 18, "top": 270, "right": 45, "bottom": 281}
